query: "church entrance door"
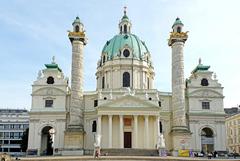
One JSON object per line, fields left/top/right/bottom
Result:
{"left": 124, "top": 132, "right": 132, "bottom": 148}
{"left": 40, "top": 126, "right": 55, "bottom": 156}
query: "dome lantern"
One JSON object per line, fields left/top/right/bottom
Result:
{"left": 119, "top": 6, "right": 132, "bottom": 34}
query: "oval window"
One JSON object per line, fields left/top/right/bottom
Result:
{"left": 123, "top": 49, "right": 130, "bottom": 57}
{"left": 201, "top": 78, "right": 209, "bottom": 86}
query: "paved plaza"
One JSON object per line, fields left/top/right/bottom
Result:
{"left": 13, "top": 156, "right": 240, "bottom": 161}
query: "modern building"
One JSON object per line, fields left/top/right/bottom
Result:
{"left": 225, "top": 107, "right": 240, "bottom": 153}
{"left": 27, "top": 9, "right": 226, "bottom": 156}
{"left": 0, "top": 109, "right": 29, "bottom": 156}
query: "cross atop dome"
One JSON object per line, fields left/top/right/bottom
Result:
{"left": 124, "top": 6, "right": 127, "bottom": 16}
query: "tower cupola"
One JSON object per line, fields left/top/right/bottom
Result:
{"left": 72, "top": 16, "right": 84, "bottom": 33}
{"left": 119, "top": 7, "right": 132, "bottom": 34}
{"left": 172, "top": 17, "right": 184, "bottom": 33}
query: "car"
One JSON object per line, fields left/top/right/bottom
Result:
{"left": 228, "top": 152, "right": 239, "bottom": 157}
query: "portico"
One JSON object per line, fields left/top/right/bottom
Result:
{"left": 97, "top": 105, "right": 160, "bottom": 149}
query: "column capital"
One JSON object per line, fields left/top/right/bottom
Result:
{"left": 133, "top": 115, "right": 138, "bottom": 118}
{"left": 108, "top": 114, "right": 113, "bottom": 118}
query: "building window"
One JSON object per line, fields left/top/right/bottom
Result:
{"left": 123, "top": 49, "right": 130, "bottom": 57}
{"left": 45, "top": 100, "right": 53, "bottom": 107}
{"left": 4, "top": 132, "right": 9, "bottom": 139}
{"left": 75, "top": 25, "right": 79, "bottom": 32}
{"left": 201, "top": 78, "right": 209, "bottom": 86}
{"left": 124, "top": 25, "right": 127, "bottom": 33}
{"left": 202, "top": 101, "right": 210, "bottom": 109}
{"left": 92, "top": 120, "right": 97, "bottom": 132}
{"left": 123, "top": 72, "right": 130, "bottom": 87}
{"left": 177, "top": 26, "right": 181, "bottom": 33}
{"left": 159, "top": 121, "right": 163, "bottom": 133}
{"left": 102, "top": 77, "right": 105, "bottom": 89}
{"left": 47, "top": 76, "right": 54, "bottom": 84}
{"left": 158, "top": 101, "right": 161, "bottom": 107}
{"left": 103, "top": 55, "right": 106, "bottom": 63}
{"left": 94, "top": 100, "right": 98, "bottom": 107}
{"left": 147, "top": 78, "right": 150, "bottom": 89}
{"left": 148, "top": 97, "right": 152, "bottom": 100}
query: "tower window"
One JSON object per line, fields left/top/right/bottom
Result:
{"left": 147, "top": 78, "right": 150, "bottom": 89}
{"left": 75, "top": 25, "right": 79, "bottom": 32}
{"left": 159, "top": 121, "right": 163, "bottom": 133}
{"left": 202, "top": 101, "right": 210, "bottom": 109}
{"left": 47, "top": 76, "right": 54, "bottom": 84}
{"left": 201, "top": 78, "right": 209, "bottom": 86}
{"left": 92, "top": 120, "right": 97, "bottom": 132}
{"left": 94, "top": 100, "right": 98, "bottom": 107}
{"left": 124, "top": 25, "right": 127, "bottom": 33}
{"left": 103, "top": 55, "right": 106, "bottom": 63}
{"left": 123, "top": 72, "right": 130, "bottom": 87}
{"left": 102, "top": 77, "right": 105, "bottom": 89}
{"left": 45, "top": 100, "right": 53, "bottom": 107}
{"left": 123, "top": 49, "right": 130, "bottom": 57}
{"left": 148, "top": 97, "right": 152, "bottom": 100}
{"left": 158, "top": 101, "right": 161, "bottom": 107}
{"left": 177, "top": 26, "right": 181, "bottom": 33}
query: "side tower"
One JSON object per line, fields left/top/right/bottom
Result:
{"left": 168, "top": 18, "right": 191, "bottom": 154}
{"left": 28, "top": 58, "right": 68, "bottom": 156}
{"left": 64, "top": 17, "right": 87, "bottom": 155}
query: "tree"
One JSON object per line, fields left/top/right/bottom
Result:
{"left": 20, "top": 128, "right": 29, "bottom": 152}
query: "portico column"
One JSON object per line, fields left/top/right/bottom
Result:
{"left": 119, "top": 115, "right": 124, "bottom": 148}
{"left": 133, "top": 115, "right": 138, "bottom": 148}
{"left": 108, "top": 115, "right": 112, "bottom": 148}
{"left": 144, "top": 115, "right": 149, "bottom": 148}
{"left": 97, "top": 115, "right": 102, "bottom": 135}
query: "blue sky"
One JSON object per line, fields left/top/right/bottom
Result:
{"left": 0, "top": 0, "right": 239, "bottom": 109}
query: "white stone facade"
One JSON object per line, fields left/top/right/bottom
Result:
{"left": 27, "top": 13, "right": 226, "bottom": 156}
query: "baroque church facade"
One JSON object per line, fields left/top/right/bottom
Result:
{"left": 27, "top": 10, "right": 226, "bottom": 156}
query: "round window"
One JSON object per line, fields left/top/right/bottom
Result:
{"left": 123, "top": 49, "right": 130, "bottom": 57}
{"left": 201, "top": 78, "right": 209, "bottom": 86}
{"left": 47, "top": 76, "right": 54, "bottom": 84}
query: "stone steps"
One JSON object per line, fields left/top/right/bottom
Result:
{"left": 100, "top": 148, "right": 159, "bottom": 156}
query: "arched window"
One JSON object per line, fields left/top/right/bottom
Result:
{"left": 123, "top": 72, "right": 130, "bottom": 87}
{"left": 75, "top": 25, "right": 79, "bottom": 32}
{"left": 147, "top": 77, "right": 150, "bottom": 89}
{"left": 103, "top": 55, "right": 106, "bottom": 63}
{"left": 102, "top": 77, "right": 105, "bottom": 89}
{"left": 47, "top": 76, "right": 54, "bottom": 84}
{"left": 159, "top": 121, "right": 163, "bottom": 133}
{"left": 123, "top": 49, "right": 130, "bottom": 57}
{"left": 201, "top": 78, "right": 209, "bottom": 86}
{"left": 92, "top": 121, "right": 97, "bottom": 132}
{"left": 177, "top": 26, "right": 181, "bottom": 33}
{"left": 124, "top": 25, "right": 127, "bottom": 33}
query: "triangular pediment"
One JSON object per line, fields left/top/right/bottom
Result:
{"left": 98, "top": 95, "right": 159, "bottom": 109}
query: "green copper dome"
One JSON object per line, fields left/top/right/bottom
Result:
{"left": 102, "top": 33, "right": 149, "bottom": 60}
